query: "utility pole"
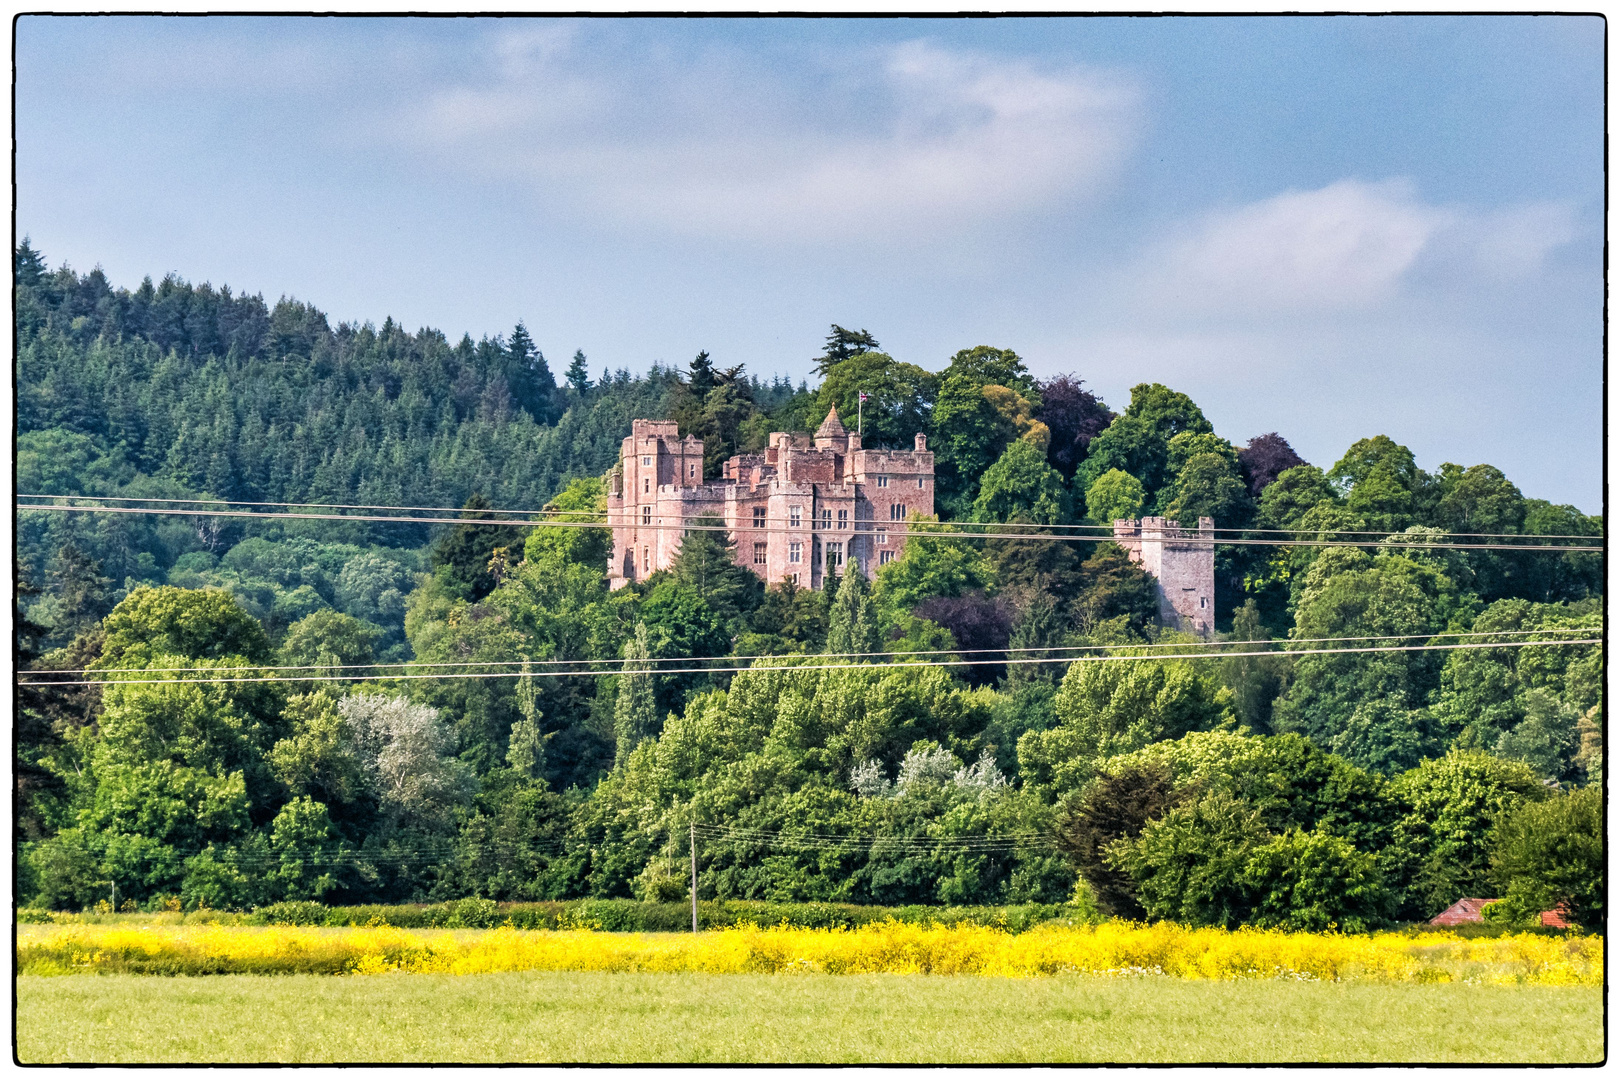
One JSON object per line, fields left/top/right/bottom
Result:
{"left": 690, "top": 822, "right": 699, "bottom": 934}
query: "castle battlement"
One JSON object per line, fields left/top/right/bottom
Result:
{"left": 1113, "top": 516, "right": 1215, "bottom": 636}
{"left": 606, "top": 409, "right": 934, "bottom": 591}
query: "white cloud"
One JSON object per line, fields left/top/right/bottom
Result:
{"left": 401, "top": 35, "right": 1141, "bottom": 245}
{"left": 1146, "top": 179, "right": 1445, "bottom": 313}
{"left": 1131, "top": 179, "right": 1580, "bottom": 316}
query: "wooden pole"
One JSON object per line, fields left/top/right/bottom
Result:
{"left": 690, "top": 822, "right": 699, "bottom": 934}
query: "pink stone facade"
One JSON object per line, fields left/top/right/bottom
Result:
{"left": 606, "top": 411, "right": 934, "bottom": 591}
{"left": 1112, "top": 516, "right": 1216, "bottom": 636}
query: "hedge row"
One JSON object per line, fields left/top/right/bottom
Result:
{"left": 18, "top": 899, "right": 1090, "bottom": 933}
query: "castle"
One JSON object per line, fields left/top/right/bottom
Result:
{"left": 1112, "top": 516, "right": 1216, "bottom": 636}
{"left": 606, "top": 410, "right": 935, "bottom": 591}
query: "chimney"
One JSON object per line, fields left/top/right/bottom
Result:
{"left": 914, "top": 433, "right": 927, "bottom": 451}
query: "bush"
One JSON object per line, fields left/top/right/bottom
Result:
{"left": 1490, "top": 785, "right": 1603, "bottom": 930}
{"left": 1244, "top": 828, "right": 1393, "bottom": 933}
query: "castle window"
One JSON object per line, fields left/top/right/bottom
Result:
{"left": 917, "top": 477, "right": 925, "bottom": 488}
{"left": 642, "top": 547, "right": 650, "bottom": 572}
{"left": 753, "top": 507, "right": 767, "bottom": 528}
{"left": 1201, "top": 596, "right": 1207, "bottom": 609}
{"left": 688, "top": 464, "right": 697, "bottom": 478}
{"left": 826, "top": 541, "right": 843, "bottom": 569}
{"left": 880, "top": 549, "right": 895, "bottom": 566}
{"left": 642, "top": 456, "right": 652, "bottom": 466}
{"left": 876, "top": 475, "right": 889, "bottom": 488}
{"left": 876, "top": 528, "right": 887, "bottom": 546}
{"left": 890, "top": 503, "right": 903, "bottom": 521}
{"left": 642, "top": 506, "right": 651, "bottom": 526}
{"left": 789, "top": 541, "right": 802, "bottom": 564}
{"left": 643, "top": 477, "right": 651, "bottom": 494}
{"left": 753, "top": 543, "right": 768, "bottom": 565}
{"left": 789, "top": 506, "right": 801, "bottom": 527}
{"left": 837, "top": 509, "right": 848, "bottom": 529}
{"left": 791, "top": 572, "right": 801, "bottom": 586}
{"left": 820, "top": 509, "right": 832, "bottom": 530}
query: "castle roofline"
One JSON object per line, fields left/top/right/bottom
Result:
{"left": 815, "top": 407, "right": 847, "bottom": 438}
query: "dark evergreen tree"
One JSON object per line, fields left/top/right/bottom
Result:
{"left": 506, "top": 321, "right": 558, "bottom": 423}
{"left": 687, "top": 350, "right": 717, "bottom": 398}
{"left": 565, "top": 349, "right": 591, "bottom": 394}
{"left": 431, "top": 493, "right": 529, "bottom": 602}
{"left": 814, "top": 325, "right": 880, "bottom": 376}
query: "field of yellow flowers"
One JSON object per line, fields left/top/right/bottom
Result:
{"left": 16, "top": 920, "right": 1601, "bottom": 985}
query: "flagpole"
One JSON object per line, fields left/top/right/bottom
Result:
{"left": 858, "top": 393, "right": 863, "bottom": 438}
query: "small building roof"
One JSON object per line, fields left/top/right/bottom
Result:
{"left": 815, "top": 407, "right": 847, "bottom": 438}
{"left": 1429, "top": 898, "right": 1498, "bottom": 926}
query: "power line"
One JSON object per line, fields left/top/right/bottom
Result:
{"left": 14, "top": 501, "right": 1605, "bottom": 552}
{"left": 16, "top": 638, "right": 1602, "bottom": 687}
{"left": 18, "top": 492, "right": 1602, "bottom": 542}
{"left": 24, "top": 627, "right": 1600, "bottom": 678}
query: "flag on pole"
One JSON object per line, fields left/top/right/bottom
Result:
{"left": 858, "top": 392, "right": 868, "bottom": 402}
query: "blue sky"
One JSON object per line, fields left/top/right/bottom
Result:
{"left": 16, "top": 15, "right": 1604, "bottom": 510}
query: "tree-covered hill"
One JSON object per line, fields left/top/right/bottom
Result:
{"left": 15, "top": 246, "right": 1603, "bottom": 929}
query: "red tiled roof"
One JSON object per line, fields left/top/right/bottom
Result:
{"left": 1429, "top": 897, "right": 1576, "bottom": 928}
{"left": 1430, "top": 898, "right": 1499, "bottom": 925}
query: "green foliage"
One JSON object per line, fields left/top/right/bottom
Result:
{"left": 432, "top": 493, "right": 529, "bottom": 602}
{"left": 814, "top": 350, "right": 936, "bottom": 449}
{"left": 1072, "top": 544, "right": 1159, "bottom": 636}
{"left": 100, "top": 586, "right": 272, "bottom": 667}
{"left": 1111, "top": 790, "right": 1271, "bottom": 929}
{"left": 872, "top": 526, "right": 991, "bottom": 614}
{"left": 972, "top": 439, "right": 1071, "bottom": 525}
{"left": 1490, "top": 785, "right": 1602, "bottom": 930}
{"left": 277, "top": 610, "right": 378, "bottom": 677}
{"left": 1052, "top": 762, "right": 1184, "bottom": 918}
{"left": 523, "top": 476, "right": 609, "bottom": 569}
{"left": 1271, "top": 549, "right": 1458, "bottom": 773}
{"left": 1244, "top": 827, "right": 1393, "bottom": 933}
{"left": 614, "top": 624, "right": 658, "bottom": 770}
{"left": 1076, "top": 383, "right": 1213, "bottom": 503}
{"left": 1019, "top": 655, "right": 1231, "bottom": 795}
{"left": 1083, "top": 469, "right": 1146, "bottom": 524}
{"left": 825, "top": 561, "right": 882, "bottom": 658}
{"left": 1387, "top": 751, "right": 1545, "bottom": 920}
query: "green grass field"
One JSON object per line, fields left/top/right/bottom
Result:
{"left": 17, "top": 972, "right": 1604, "bottom": 1063}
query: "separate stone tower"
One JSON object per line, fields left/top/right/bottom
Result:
{"left": 1112, "top": 516, "right": 1215, "bottom": 636}
{"left": 605, "top": 410, "right": 934, "bottom": 591}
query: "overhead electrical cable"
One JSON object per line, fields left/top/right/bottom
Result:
{"left": 16, "top": 492, "right": 1602, "bottom": 542}
{"left": 24, "top": 627, "right": 1600, "bottom": 678}
{"left": 16, "top": 638, "right": 1602, "bottom": 687}
{"left": 13, "top": 501, "right": 1604, "bottom": 552}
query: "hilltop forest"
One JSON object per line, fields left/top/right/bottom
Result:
{"left": 15, "top": 243, "right": 1605, "bottom": 930}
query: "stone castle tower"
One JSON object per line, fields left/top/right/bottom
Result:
{"left": 605, "top": 410, "right": 934, "bottom": 591}
{"left": 1112, "top": 516, "right": 1216, "bottom": 636}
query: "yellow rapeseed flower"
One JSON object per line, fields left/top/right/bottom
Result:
{"left": 15, "top": 921, "right": 1602, "bottom": 985}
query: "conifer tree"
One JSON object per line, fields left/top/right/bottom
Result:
{"left": 826, "top": 559, "right": 881, "bottom": 658}
{"left": 565, "top": 349, "right": 591, "bottom": 394}
{"left": 614, "top": 622, "right": 657, "bottom": 769}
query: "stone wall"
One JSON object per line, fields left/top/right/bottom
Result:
{"left": 1112, "top": 516, "right": 1215, "bottom": 636}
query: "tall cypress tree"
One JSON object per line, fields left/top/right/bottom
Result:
{"left": 825, "top": 560, "right": 881, "bottom": 658}
{"left": 614, "top": 622, "right": 657, "bottom": 768}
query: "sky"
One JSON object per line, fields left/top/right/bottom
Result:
{"left": 15, "top": 15, "right": 1605, "bottom": 511}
